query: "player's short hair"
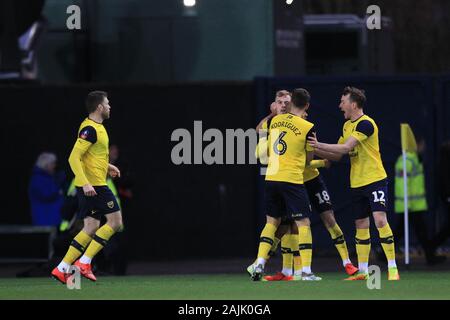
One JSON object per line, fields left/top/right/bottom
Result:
{"left": 291, "top": 88, "right": 310, "bottom": 109}
{"left": 275, "top": 90, "right": 292, "bottom": 98}
{"left": 86, "top": 91, "right": 108, "bottom": 114}
{"left": 343, "top": 86, "right": 366, "bottom": 109}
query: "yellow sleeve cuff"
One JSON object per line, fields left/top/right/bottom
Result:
{"left": 255, "top": 137, "right": 269, "bottom": 165}
{"left": 308, "top": 160, "right": 325, "bottom": 169}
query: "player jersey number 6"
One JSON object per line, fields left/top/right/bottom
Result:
{"left": 273, "top": 131, "right": 288, "bottom": 155}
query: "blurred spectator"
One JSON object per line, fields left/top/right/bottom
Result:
{"left": 28, "top": 152, "right": 65, "bottom": 226}
{"left": 393, "top": 137, "right": 445, "bottom": 265}
{"left": 58, "top": 178, "right": 81, "bottom": 233}
{"left": 430, "top": 141, "right": 450, "bottom": 253}
{"left": 109, "top": 144, "right": 133, "bottom": 201}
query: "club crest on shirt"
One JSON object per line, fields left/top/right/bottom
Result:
{"left": 107, "top": 201, "right": 114, "bottom": 209}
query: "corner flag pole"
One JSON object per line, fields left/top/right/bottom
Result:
{"left": 400, "top": 124, "right": 417, "bottom": 266}
{"left": 401, "top": 147, "right": 410, "bottom": 265}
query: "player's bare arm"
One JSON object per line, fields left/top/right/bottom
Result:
{"left": 308, "top": 133, "right": 359, "bottom": 155}
{"left": 314, "top": 149, "right": 343, "bottom": 162}
{"left": 307, "top": 132, "right": 343, "bottom": 161}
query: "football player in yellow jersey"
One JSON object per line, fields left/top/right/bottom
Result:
{"left": 250, "top": 88, "right": 322, "bottom": 281}
{"left": 250, "top": 90, "right": 358, "bottom": 281}
{"left": 308, "top": 87, "right": 399, "bottom": 281}
{"left": 51, "top": 91, "right": 123, "bottom": 284}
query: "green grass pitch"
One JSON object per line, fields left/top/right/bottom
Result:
{"left": 1, "top": 271, "right": 450, "bottom": 300}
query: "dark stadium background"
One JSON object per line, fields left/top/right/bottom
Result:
{"left": 1, "top": 0, "right": 450, "bottom": 271}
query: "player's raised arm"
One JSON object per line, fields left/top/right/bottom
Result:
{"left": 256, "top": 102, "right": 277, "bottom": 131}
{"left": 256, "top": 115, "right": 270, "bottom": 132}
{"left": 68, "top": 126, "right": 97, "bottom": 196}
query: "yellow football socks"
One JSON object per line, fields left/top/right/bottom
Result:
{"left": 298, "top": 226, "right": 312, "bottom": 273}
{"left": 327, "top": 223, "right": 351, "bottom": 265}
{"left": 281, "top": 234, "right": 293, "bottom": 275}
{"left": 83, "top": 224, "right": 116, "bottom": 260}
{"left": 268, "top": 237, "right": 281, "bottom": 259}
{"left": 289, "top": 233, "right": 302, "bottom": 274}
{"left": 378, "top": 224, "right": 397, "bottom": 268}
{"left": 62, "top": 231, "right": 92, "bottom": 265}
{"left": 256, "top": 223, "right": 277, "bottom": 263}
{"left": 355, "top": 228, "right": 371, "bottom": 273}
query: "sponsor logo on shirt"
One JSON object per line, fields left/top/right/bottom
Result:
{"left": 349, "top": 149, "right": 358, "bottom": 157}
{"left": 291, "top": 213, "right": 303, "bottom": 218}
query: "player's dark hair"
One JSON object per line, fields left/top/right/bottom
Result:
{"left": 86, "top": 91, "right": 107, "bottom": 114}
{"left": 291, "top": 88, "right": 310, "bottom": 109}
{"left": 343, "top": 86, "right": 366, "bottom": 109}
